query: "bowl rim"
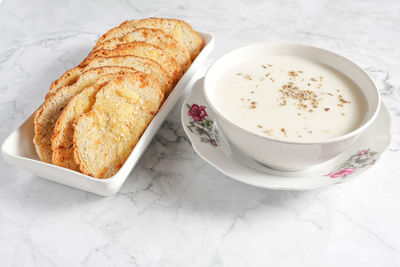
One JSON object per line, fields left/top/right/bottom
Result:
{"left": 203, "top": 42, "right": 381, "bottom": 145}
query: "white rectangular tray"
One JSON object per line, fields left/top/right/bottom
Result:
{"left": 1, "top": 32, "right": 214, "bottom": 196}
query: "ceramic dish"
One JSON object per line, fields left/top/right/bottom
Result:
{"left": 203, "top": 43, "right": 381, "bottom": 171}
{"left": 1, "top": 32, "right": 215, "bottom": 196}
{"left": 182, "top": 78, "right": 391, "bottom": 190}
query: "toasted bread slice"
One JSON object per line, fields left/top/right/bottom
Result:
{"left": 123, "top": 18, "right": 203, "bottom": 60}
{"left": 73, "top": 73, "right": 163, "bottom": 178}
{"left": 95, "top": 18, "right": 203, "bottom": 60}
{"left": 47, "top": 55, "right": 172, "bottom": 97}
{"left": 94, "top": 20, "right": 138, "bottom": 47}
{"left": 94, "top": 28, "right": 191, "bottom": 72}
{"left": 51, "top": 72, "right": 138, "bottom": 170}
{"left": 34, "top": 66, "right": 138, "bottom": 163}
{"left": 48, "top": 67, "right": 139, "bottom": 168}
{"left": 81, "top": 42, "right": 182, "bottom": 89}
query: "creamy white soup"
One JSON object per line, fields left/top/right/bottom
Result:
{"left": 213, "top": 55, "right": 367, "bottom": 142}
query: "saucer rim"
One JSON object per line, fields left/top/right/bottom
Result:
{"left": 182, "top": 78, "right": 392, "bottom": 190}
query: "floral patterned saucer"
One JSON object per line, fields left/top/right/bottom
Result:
{"left": 181, "top": 78, "right": 392, "bottom": 190}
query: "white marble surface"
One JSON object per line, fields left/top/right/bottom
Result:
{"left": 0, "top": 0, "right": 399, "bottom": 266}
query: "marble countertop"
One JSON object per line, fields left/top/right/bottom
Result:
{"left": 1, "top": 0, "right": 399, "bottom": 266}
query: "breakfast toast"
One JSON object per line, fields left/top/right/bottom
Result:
{"left": 95, "top": 18, "right": 203, "bottom": 60}
{"left": 34, "top": 66, "right": 138, "bottom": 163}
{"left": 51, "top": 72, "right": 139, "bottom": 170}
{"left": 94, "top": 28, "right": 191, "bottom": 71}
{"left": 82, "top": 42, "right": 182, "bottom": 88}
{"left": 49, "top": 68, "right": 139, "bottom": 169}
{"left": 34, "top": 17, "right": 204, "bottom": 175}
{"left": 47, "top": 55, "right": 172, "bottom": 97}
{"left": 73, "top": 73, "right": 163, "bottom": 178}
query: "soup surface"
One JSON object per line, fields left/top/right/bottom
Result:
{"left": 213, "top": 55, "right": 367, "bottom": 141}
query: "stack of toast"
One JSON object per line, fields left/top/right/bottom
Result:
{"left": 33, "top": 18, "right": 203, "bottom": 178}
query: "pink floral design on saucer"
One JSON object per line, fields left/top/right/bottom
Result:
{"left": 326, "top": 149, "right": 377, "bottom": 178}
{"left": 186, "top": 103, "right": 218, "bottom": 147}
